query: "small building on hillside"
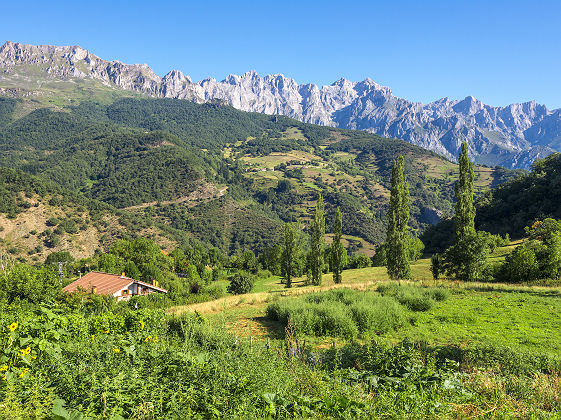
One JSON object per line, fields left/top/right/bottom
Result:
{"left": 62, "top": 271, "right": 167, "bottom": 301}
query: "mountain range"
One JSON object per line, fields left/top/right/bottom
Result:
{"left": 1, "top": 40, "right": 559, "bottom": 168}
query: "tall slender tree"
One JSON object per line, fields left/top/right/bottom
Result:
{"left": 454, "top": 141, "right": 476, "bottom": 240}
{"left": 386, "top": 155, "right": 411, "bottom": 280}
{"left": 281, "top": 223, "right": 301, "bottom": 288}
{"left": 309, "top": 193, "right": 325, "bottom": 285}
{"left": 443, "top": 142, "right": 488, "bottom": 281}
{"left": 331, "top": 207, "right": 345, "bottom": 284}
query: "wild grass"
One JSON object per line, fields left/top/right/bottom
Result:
{"left": 266, "top": 287, "right": 449, "bottom": 340}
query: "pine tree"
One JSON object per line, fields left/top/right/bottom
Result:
{"left": 454, "top": 142, "right": 476, "bottom": 240}
{"left": 281, "top": 223, "right": 301, "bottom": 288}
{"left": 309, "top": 193, "right": 325, "bottom": 286}
{"left": 386, "top": 155, "right": 411, "bottom": 280}
{"left": 331, "top": 207, "right": 345, "bottom": 284}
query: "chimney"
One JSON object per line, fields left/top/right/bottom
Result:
{"left": 121, "top": 272, "right": 126, "bottom": 278}
{"left": 92, "top": 286, "right": 97, "bottom": 294}
{"left": 151, "top": 279, "right": 155, "bottom": 286}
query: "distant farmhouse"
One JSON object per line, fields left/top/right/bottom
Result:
{"left": 62, "top": 271, "right": 167, "bottom": 301}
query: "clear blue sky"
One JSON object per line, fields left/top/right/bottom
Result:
{"left": 2, "top": 0, "right": 560, "bottom": 109}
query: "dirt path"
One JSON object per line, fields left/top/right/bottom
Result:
{"left": 123, "top": 184, "right": 227, "bottom": 210}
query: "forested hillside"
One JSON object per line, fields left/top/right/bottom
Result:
{"left": 477, "top": 153, "right": 561, "bottom": 236}
{"left": 0, "top": 167, "right": 176, "bottom": 261}
{"left": 421, "top": 153, "right": 561, "bottom": 252}
{"left": 0, "top": 95, "right": 522, "bottom": 256}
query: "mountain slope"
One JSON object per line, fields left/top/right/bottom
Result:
{"left": 0, "top": 94, "right": 523, "bottom": 255}
{"left": 1, "top": 41, "right": 559, "bottom": 168}
{"left": 0, "top": 167, "right": 182, "bottom": 262}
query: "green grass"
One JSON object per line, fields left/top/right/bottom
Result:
{"left": 382, "top": 286, "right": 561, "bottom": 358}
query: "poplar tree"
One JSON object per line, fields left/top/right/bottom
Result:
{"left": 309, "top": 193, "right": 325, "bottom": 285}
{"left": 386, "top": 155, "right": 411, "bottom": 280}
{"left": 281, "top": 223, "right": 301, "bottom": 288}
{"left": 454, "top": 142, "right": 476, "bottom": 240}
{"left": 331, "top": 207, "right": 345, "bottom": 284}
{"left": 443, "top": 142, "right": 488, "bottom": 281}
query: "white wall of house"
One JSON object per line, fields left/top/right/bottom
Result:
{"left": 113, "top": 283, "right": 135, "bottom": 301}
{"left": 112, "top": 282, "right": 163, "bottom": 301}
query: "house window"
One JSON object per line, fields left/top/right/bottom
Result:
{"left": 122, "top": 290, "right": 128, "bottom": 295}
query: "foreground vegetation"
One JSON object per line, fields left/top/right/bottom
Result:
{"left": 1, "top": 278, "right": 560, "bottom": 418}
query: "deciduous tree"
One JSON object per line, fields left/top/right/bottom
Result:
{"left": 281, "top": 223, "right": 302, "bottom": 288}
{"left": 331, "top": 207, "right": 345, "bottom": 284}
{"left": 309, "top": 193, "right": 325, "bottom": 285}
{"left": 386, "top": 156, "right": 411, "bottom": 280}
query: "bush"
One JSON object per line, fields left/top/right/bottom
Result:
{"left": 267, "top": 289, "right": 407, "bottom": 339}
{"left": 377, "top": 283, "right": 448, "bottom": 311}
{"left": 227, "top": 272, "right": 255, "bottom": 295}
{"left": 497, "top": 243, "right": 540, "bottom": 283}
{"left": 348, "top": 254, "right": 372, "bottom": 269}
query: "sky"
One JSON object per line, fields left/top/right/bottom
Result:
{"left": 1, "top": 0, "right": 560, "bottom": 109}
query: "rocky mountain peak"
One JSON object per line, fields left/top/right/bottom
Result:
{"left": 0, "top": 41, "right": 559, "bottom": 169}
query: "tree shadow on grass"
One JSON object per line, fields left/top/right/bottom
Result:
{"left": 464, "top": 284, "right": 561, "bottom": 298}
{"left": 252, "top": 316, "right": 285, "bottom": 339}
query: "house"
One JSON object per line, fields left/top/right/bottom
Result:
{"left": 62, "top": 271, "right": 168, "bottom": 301}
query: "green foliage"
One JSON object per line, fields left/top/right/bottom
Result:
{"left": 371, "top": 242, "right": 387, "bottom": 267}
{"left": 377, "top": 283, "right": 448, "bottom": 311}
{"left": 408, "top": 236, "right": 425, "bottom": 261}
{"left": 330, "top": 207, "right": 345, "bottom": 284}
{"left": 454, "top": 142, "right": 476, "bottom": 240}
{"left": 347, "top": 253, "right": 372, "bottom": 269}
{"left": 0, "top": 304, "right": 380, "bottom": 418}
{"left": 280, "top": 223, "right": 304, "bottom": 288}
{"left": 477, "top": 153, "right": 561, "bottom": 237}
{"left": 498, "top": 219, "right": 561, "bottom": 282}
{"left": 386, "top": 156, "right": 411, "bottom": 280}
{"left": 430, "top": 253, "right": 442, "bottom": 279}
{"left": 267, "top": 289, "right": 406, "bottom": 339}
{"left": 309, "top": 193, "right": 325, "bottom": 286}
{"left": 498, "top": 243, "right": 540, "bottom": 282}
{"left": 0, "top": 97, "right": 16, "bottom": 126}
{"left": 444, "top": 143, "right": 489, "bottom": 281}
{"left": 0, "top": 264, "right": 60, "bottom": 304}
{"left": 443, "top": 232, "right": 490, "bottom": 282}
{"left": 227, "top": 272, "right": 255, "bottom": 295}
{"left": 231, "top": 249, "right": 259, "bottom": 274}
{"left": 259, "top": 244, "right": 282, "bottom": 276}
{"left": 44, "top": 251, "right": 74, "bottom": 266}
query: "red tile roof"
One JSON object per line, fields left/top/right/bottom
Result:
{"left": 62, "top": 271, "right": 167, "bottom": 295}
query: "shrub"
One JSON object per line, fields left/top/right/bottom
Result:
{"left": 498, "top": 243, "right": 540, "bottom": 283}
{"left": 348, "top": 254, "right": 372, "bottom": 269}
{"left": 377, "top": 284, "right": 448, "bottom": 311}
{"left": 267, "top": 289, "right": 407, "bottom": 339}
{"left": 227, "top": 272, "right": 255, "bottom": 295}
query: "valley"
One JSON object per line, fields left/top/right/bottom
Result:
{"left": 0, "top": 40, "right": 560, "bottom": 419}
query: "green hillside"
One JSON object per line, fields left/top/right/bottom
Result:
{"left": 422, "top": 153, "right": 561, "bottom": 252}
{"left": 0, "top": 167, "right": 202, "bottom": 262}
{"left": 0, "top": 95, "right": 522, "bottom": 255}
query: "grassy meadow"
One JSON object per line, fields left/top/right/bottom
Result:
{"left": 162, "top": 246, "right": 561, "bottom": 418}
